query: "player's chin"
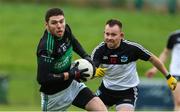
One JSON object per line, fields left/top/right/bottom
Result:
{"left": 56, "top": 33, "right": 63, "bottom": 37}
{"left": 107, "top": 43, "right": 115, "bottom": 49}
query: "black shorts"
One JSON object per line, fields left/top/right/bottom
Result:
{"left": 96, "top": 83, "right": 138, "bottom": 107}
{"left": 72, "top": 87, "right": 95, "bottom": 109}
{"left": 173, "top": 76, "right": 180, "bottom": 81}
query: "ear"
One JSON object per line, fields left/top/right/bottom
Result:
{"left": 120, "top": 32, "right": 124, "bottom": 38}
{"left": 45, "top": 22, "right": 48, "bottom": 26}
{"left": 45, "top": 22, "right": 48, "bottom": 30}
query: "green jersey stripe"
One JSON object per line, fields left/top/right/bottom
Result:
{"left": 45, "top": 32, "right": 54, "bottom": 63}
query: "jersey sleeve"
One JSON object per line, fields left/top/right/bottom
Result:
{"left": 71, "top": 36, "right": 89, "bottom": 58}
{"left": 91, "top": 42, "right": 104, "bottom": 67}
{"left": 167, "top": 34, "right": 175, "bottom": 49}
{"left": 133, "top": 43, "right": 151, "bottom": 61}
{"left": 66, "top": 24, "right": 89, "bottom": 58}
{"left": 36, "top": 37, "right": 64, "bottom": 85}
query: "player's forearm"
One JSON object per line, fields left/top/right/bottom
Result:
{"left": 149, "top": 54, "right": 169, "bottom": 77}
{"left": 150, "top": 48, "right": 170, "bottom": 73}
{"left": 37, "top": 61, "right": 69, "bottom": 85}
{"left": 38, "top": 72, "right": 65, "bottom": 84}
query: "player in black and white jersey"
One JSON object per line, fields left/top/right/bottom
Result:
{"left": 36, "top": 8, "right": 107, "bottom": 111}
{"left": 146, "top": 30, "right": 180, "bottom": 111}
{"left": 91, "top": 19, "right": 177, "bottom": 111}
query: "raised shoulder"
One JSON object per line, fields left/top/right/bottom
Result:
{"left": 91, "top": 42, "right": 105, "bottom": 58}
{"left": 123, "top": 39, "right": 151, "bottom": 55}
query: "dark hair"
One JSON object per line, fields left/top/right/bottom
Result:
{"left": 45, "top": 8, "right": 64, "bottom": 22}
{"left": 106, "top": 19, "right": 122, "bottom": 28}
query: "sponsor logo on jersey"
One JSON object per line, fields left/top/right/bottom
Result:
{"left": 120, "top": 55, "right": 128, "bottom": 62}
{"left": 54, "top": 55, "right": 71, "bottom": 71}
{"left": 110, "top": 55, "right": 118, "bottom": 64}
{"left": 103, "top": 56, "right": 108, "bottom": 60}
{"left": 58, "top": 42, "right": 70, "bottom": 54}
{"left": 110, "top": 57, "right": 117, "bottom": 64}
{"left": 110, "top": 55, "right": 118, "bottom": 57}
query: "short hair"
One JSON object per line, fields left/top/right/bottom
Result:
{"left": 45, "top": 8, "right": 64, "bottom": 22}
{"left": 106, "top": 19, "right": 122, "bottom": 29}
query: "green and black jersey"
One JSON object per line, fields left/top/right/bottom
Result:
{"left": 36, "top": 24, "right": 88, "bottom": 94}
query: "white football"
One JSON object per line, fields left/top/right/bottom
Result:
{"left": 73, "top": 59, "right": 94, "bottom": 81}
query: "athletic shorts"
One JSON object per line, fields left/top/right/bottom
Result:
{"left": 96, "top": 83, "right": 138, "bottom": 107}
{"left": 173, "top": 76, "right": 180, "bottom": 81}
{"left": 41, "top": 80, "right": 95, "bottom": 111}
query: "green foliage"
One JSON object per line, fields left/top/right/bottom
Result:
{"left": 0, "top": 2, "right": 179, "bottom": 111}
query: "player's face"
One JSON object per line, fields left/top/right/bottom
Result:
{"left": 104, "top": 24, "right": 124, "bottom": 49}
{"left": 46, "top": 15, "right": 65, "bottom": 37}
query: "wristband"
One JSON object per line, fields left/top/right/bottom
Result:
{"left": 166, "top": 74, "right": 171, "bottom": 80}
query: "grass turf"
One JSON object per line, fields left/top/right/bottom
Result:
{"left": 0, "top": 2, "right": 179, "bottom": 111}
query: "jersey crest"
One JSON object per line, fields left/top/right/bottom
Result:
{"left": 120, "top": 55, "right": 128, "bottom": 63}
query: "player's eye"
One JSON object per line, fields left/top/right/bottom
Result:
{"left": 59, "top": 20, "right": 64, "bottom": 24}
{"left": 111, "top": 33, "right": 116, "bottom": 37}
{"left": 105, "top": 32, "right": 110, "bottom": 36}
{"left": 51, "top": 21, "right": 57, "bottom": 25}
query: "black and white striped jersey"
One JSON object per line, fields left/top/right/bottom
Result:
{"left": 92, "top": 39, "right": 151, "bottom": 90}
{"left": 167, "top": 30, "right": 180, "bottom": 76}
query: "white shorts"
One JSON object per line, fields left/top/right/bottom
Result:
{"left": 41, "top": 80, "right": 86, "bottom": 111}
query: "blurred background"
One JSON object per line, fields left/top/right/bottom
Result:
{"left": 0, "top": 0, "right": 180, "bottom": 111}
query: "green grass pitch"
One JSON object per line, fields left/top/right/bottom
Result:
{"left": 0, "top": 2, "right": 179, "bottom": 111}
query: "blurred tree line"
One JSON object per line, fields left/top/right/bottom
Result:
{"left": 0, "top": 0, "right": 179, "bottom": 14}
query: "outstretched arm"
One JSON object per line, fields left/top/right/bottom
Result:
{"left": 148, "top": 53, "right": 177, "bottom": 91}
{"left": 148, "top": 53, "right": 169, "bottom": 77}
{"left": 145, "top": 48, "right": 171, "bottom": 78}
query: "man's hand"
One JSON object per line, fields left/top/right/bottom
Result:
{"left": 95, "top": 67, "right": 107, "bottom": 77}
{"left": 145, "top": 68, "right": 157, "bottom": 78}
{"left": 166, "top": 75, "right": 177, "bottom": 91}
{"left": 69, "top": 62, "right": 89, "bottom": 82}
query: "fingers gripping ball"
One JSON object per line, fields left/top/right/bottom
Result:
{"left": 72, "top": 59, "right": 95, "bottom": 81}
